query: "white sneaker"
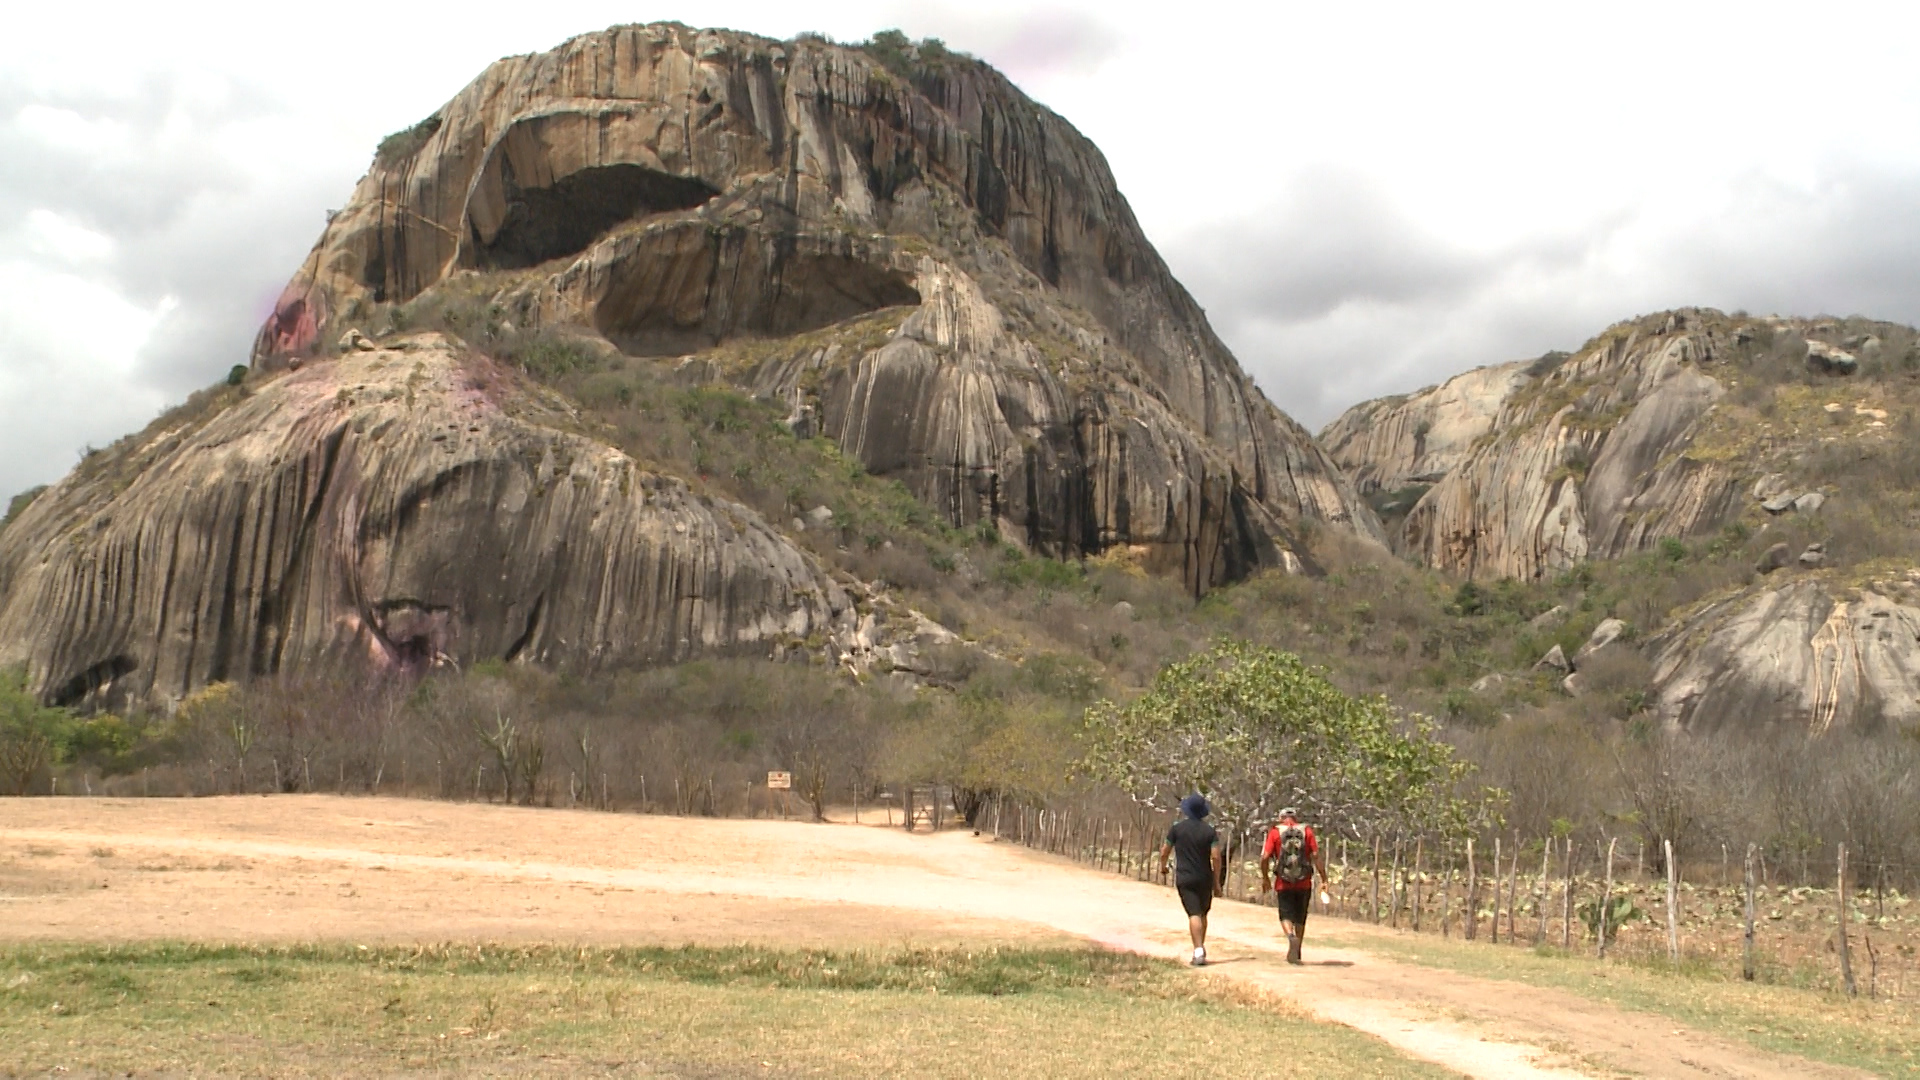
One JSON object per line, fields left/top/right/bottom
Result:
{"left": 1190, "top": 948, "right": 1207, "bottom": 966}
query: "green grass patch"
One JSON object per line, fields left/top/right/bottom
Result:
{"left": 0, "top": 943, "right": 1448, "bottom": 1078}
{"left": 1354, "top": 933, "right": 1920, "bottom": 1075}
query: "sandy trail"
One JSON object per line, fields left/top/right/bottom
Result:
{"left": 0, "top": 797, "right": 1864, "bottom": 1080}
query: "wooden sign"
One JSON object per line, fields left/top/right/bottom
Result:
{"left": 766, "top": 771, "right": 792, "bottom": 790}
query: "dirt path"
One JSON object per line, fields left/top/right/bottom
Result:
{"left": 0, "top": 797, "right": 1866, "bottom": 1079}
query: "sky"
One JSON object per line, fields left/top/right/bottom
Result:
{"left": 7, "top": 0, "right": 1920, "bottom": 502}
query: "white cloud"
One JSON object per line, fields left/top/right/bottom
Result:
{"left": 0, "top": 260, "right": 175, "bottom": 495}
{"left": 19, "top": 209, "right": 115, "bottom": 265}
{"left": 6, "top": 0, "right": 1920, "bottom": 495}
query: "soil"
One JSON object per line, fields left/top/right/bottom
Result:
{"left": 0, "top": 797, "right": 1869, "bottom": 1080}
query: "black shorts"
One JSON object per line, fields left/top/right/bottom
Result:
{"left": 1277, "top": 888, "right": 1311, "bottom": 925}
{"left": 1177, "top": 881, "right": 1214, "bottom": 917}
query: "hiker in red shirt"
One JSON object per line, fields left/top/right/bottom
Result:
{"left": 1261, "top": 807, "right": 1328, "bottom": 965}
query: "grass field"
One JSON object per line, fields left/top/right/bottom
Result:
{"left": 1355, "top": 932, "right": 1919, "bottom": 1076}
{"left": 0, "top": 943, "right": 1452, "bottom": 1078}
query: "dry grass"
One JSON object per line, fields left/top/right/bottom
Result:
{"left": 0, "top": 943, "right": 1447, "bottom": 1078}
{"left": 1353, "top": 929, "right": 1920, "bottom": 1075}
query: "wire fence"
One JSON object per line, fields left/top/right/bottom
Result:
{"left": 973, "top": 802, "right": 1918, "bottom": 1001}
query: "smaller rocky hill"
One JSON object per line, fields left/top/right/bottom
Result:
{"left": 1326, "top": 307, "right": 1920, "bottom": 734}
{"left": 1325, "top": 309, "right": 1919, "bottom": 581}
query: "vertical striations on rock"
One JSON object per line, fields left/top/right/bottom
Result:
{"left": 0, "top": 337, "right": 848, "bottom": 708}
{"left": 253, "top": 23, "right": 1381, "bottom": 593}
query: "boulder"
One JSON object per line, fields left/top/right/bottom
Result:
{"left": 1751, "top": 473, "right": 1791, "bottom": 501}
{"left": 1755, "top": 542, "right": 1792, "bottom": 574}
{"left": 1762, "top": 493, "right": 1797, "bottom": 514}
{"left": 1798, "top": 547, "right": 1827, "bottom": 568}
{"left": 338, "top": 328, "right": 375, "bottom": 352}
{"left": 1533, "top": 644, "right": 1571, "bottom": 673}
{"left": 1561, "top": 673, "right": 1585, "bottom": 697}
{"left": 1574, "top": 618, "right": 1628, "bottom": 666}
{"left": 805, "top": 505, "right": 836, "bottom": 527}
{"left": 1112, "top": 601, "right": 1135, "bottom": 619}
{"left": 1528, "top": 604, "right": 1569, "bottom": 630}
{"left": 1806, "top": 340, "right": 1859, "bottom": 375}
{"left": 1470, "top": 673, "right": 1508, "bottom": 694}
{"left": 1794, "top": 492, "right": 1826, "bottom": 513}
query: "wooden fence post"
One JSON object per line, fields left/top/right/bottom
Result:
{"left": 1412, "top": 839, "right": 1425, "bottom": 932}
{"left": 1371, "top": 836, "right": 1383, "bottom": 924}
{"left": 1506, "top": 841, "right": 1521, "bottom": 944}
{"left": 1743, "top": 843, "right": 1757, "bottom": 981}
{"left": 1491, "top": 835, "right": 1502, "bottom": 944}
{"left": 1389, "top": 840, "right": 1404, "bottom": 928}
{"left": 1441, "top": 843, "right": 1455, "bottom": 939}
{"left": 1838, "top": 843, "right": 1857, "bottom": 997}
{"left": 1664, "top": 838, "right": 1680, "bottom": 964}
{"left": 1535, "top": 839, "right": 1553, "bottom": 945}
{"left": 1464, "top": 838, "right": 1478, "bottom": 941}
{"left": 1599, "top": 837, "right": 1618, "bottom": 959}
{"left": 1562, "top": 835, "right": 1575, "bottom": 950}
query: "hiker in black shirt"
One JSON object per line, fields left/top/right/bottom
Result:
{"left": 1158, "top": 793, "right": 1224, "bottom": 966}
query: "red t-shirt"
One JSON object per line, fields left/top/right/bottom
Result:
{"left": 1262, "top": 823, "right": 1318, "bottom": 891}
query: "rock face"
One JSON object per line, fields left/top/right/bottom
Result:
{"left": 1325, "top": 312, "right": 1808, "bottom": 578}
{"left": 1651, "top": 576, "right": 1920, "bottom": 734}
{"left": 1327, "top": 309, "right": 1920, "bottom": 581}
{"left": 0, "top": 337, "right": 849, "bottom": 708}
{"left": 256, "top": 24, "right": 1380, "bottom": 593}
{"left": 1319, "top": 361, "right": 1533, "bottom": 495}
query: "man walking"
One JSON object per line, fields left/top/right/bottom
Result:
{"left": 1261, "top": 807, "right": 1327, "bottom": 965}
{"left": 1158, "top": 793, "right": 1224, "bottom": 966}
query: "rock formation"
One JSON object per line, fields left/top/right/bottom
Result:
{"left": 1650, "top": 573, "right": 1920, "bottom": 734}
{"left": 1325, "top": 310, "right": 1910, "bottom": 580}
{"left": 257, "top": 23, "right": 1380, "bottom": 592}
{"left": 0, "top": 24, "right": 1391, "bottom": 706}
{"left": 1319, "top": 361, "right": 1533, "bottom": 495}
{"left": 0, "top": 336, "right": 849, "bottom": 708}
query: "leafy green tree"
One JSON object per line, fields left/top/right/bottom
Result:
{"left": 1081, "top": 641, "right": 1494, "bottom": 839}
{"left": 0, "top": 669, "right": 74, "bottom": 795}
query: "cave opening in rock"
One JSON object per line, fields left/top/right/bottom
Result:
{"left": 475, "top": 164, "right": 719, "bottom": 271}
{"left": 596, "top": 244, "right": 922, "bottom": 357}
{"left": 51, "top": 654, "right": 137, "bottom": 708}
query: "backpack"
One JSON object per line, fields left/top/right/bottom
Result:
{"left": 1274, "top": 824, "right": 1310, "bottom": 884}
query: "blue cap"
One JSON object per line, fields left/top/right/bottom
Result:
{"left": 1180, "top": 793, "right": 1210, "bottom": 819}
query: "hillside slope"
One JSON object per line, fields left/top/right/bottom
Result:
{"left": 1327, "top": 307, "right": 1920, "bottom": 732}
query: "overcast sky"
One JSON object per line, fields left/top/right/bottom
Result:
{"left": 7, "top": 1, "right": 1920, "bottom": 501}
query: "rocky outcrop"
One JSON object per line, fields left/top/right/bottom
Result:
{"left": 256, "top": 24, "right": 1380, "bottom": 593}
{"left": 1330, "top": 309, "right": 1919, "bottom": 581}
{"left": 1319, "top": 361, "right": 1532, "bottom": 494}
{"left": 1399, "top": 315, "right": 1744, "bottom": 579}
{"left": 0, "top": 336, "right": 850, "bottom": 708}
{"left": 1650, "top": 574, "right": 1920, "bottom": 734}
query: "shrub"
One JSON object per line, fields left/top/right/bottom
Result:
{"left": 2, "top": 485, "right": 47, "bottom": 531}
{"left": 374, "top": 115, "right": 443, "bottom": 166}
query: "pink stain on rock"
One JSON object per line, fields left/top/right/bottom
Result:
{"left": 256, "top": 286, "right": 325, "bottom": 366}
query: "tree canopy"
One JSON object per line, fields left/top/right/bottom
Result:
{"left": 1081, "top": 641, "right": 1496, "bottom": 839}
